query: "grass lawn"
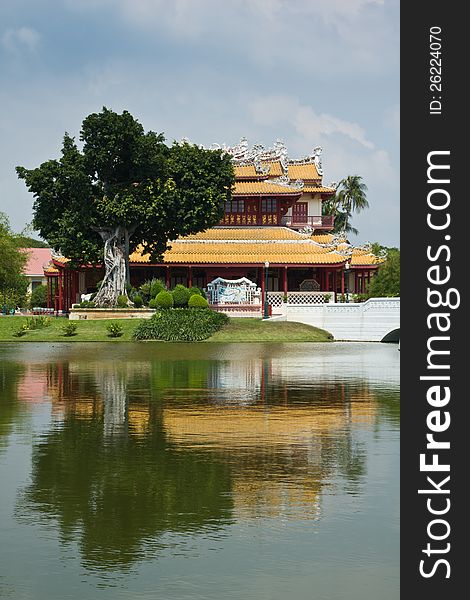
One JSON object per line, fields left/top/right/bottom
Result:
{"left": 206, "top": 318, "right": 332, "bottom": 342}
{"left": 0, "top": 316, "right": 142, "bottom": 342}
{"left": 0, "top": 316, "right": 333, "bottom": 343}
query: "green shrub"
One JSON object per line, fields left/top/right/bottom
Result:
{"left": 155, "top": 290, "right": 174, "bottom": 308}
{"left": 26, "top": 316, "right": 52, "bottom": 329}
{"left": 79, "top": 300, "right": 96, "bottom": 308}
{"left": 133, "top": 308, "right": 228, "bottom": 342}
{"left": 150, "top": 279, "right": 166, "bottom": 299}
{"left": 188, "top": 286, "right": 202, "bottom": 296}
{"left": 148, "top": 298, "right": 158, "bottom": 309}
{"left": 132, "top": 294, "right": 143, "bottom": 308}
{"left": 189, "top": 286, "right": 207, "bottom": 299}
{"left": 139, "top": 281, "right": 151, "bottom": 299}
{"left": 62, "top": 321, "right": 78, "bottom": 336}
{"left": 117, "top": 295, "right": 128, "bottom": 308}
{"left": 188, "top": 294, "right": 209, "bottom": 308}
{"left": 172, "top": 284, "right": 190, "bottom": 307}
{"left": 13, "top": 322, "right": 30, "bottom": 337}
{"left": 106, "top": 321, "right": 124, "bottom": 337}
{"left": 29, "top": 284, "right": 48, "bottom": 308}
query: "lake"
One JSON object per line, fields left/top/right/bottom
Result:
{"left": 0, "top": 342, "right": 399, "bottom": 600}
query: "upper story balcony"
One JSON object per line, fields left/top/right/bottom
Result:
{"left": 219, "top": 212, "right": 334, "bottom": 230}
{"left": 280, "top": 215, "right": 335, "bottom": 230}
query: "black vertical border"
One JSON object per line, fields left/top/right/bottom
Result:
{"left": 401, "top": 4, "right": 466, "bottom": 598}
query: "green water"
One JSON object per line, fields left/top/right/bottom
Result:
{"left": 0, "top": 342, "right": 399, "bottom": 599}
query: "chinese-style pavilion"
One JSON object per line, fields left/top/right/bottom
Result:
{"left": 43, "top": 140, "right": 382, "bottom": 311}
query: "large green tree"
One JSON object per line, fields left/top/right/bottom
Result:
{"left": 17, "top": 108, "right": 234, "bottom": 307}
{"left": 323, "top": 175, "right": 369, "bottom": 235}
{"left": 0, "top": 212, "right": 29, "bottom": 309}
{"left": 367, "top": 246, "right": 400, "bottom": 297}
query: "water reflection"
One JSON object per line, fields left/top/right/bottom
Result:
{"left": 1, "top": 343, "right": 399, "bottom": 577}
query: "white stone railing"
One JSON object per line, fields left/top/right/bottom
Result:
{"left": 267, "top": 291, "right": 332, "bottom": 307}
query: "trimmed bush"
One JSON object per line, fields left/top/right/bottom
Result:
{"left": 189, "top": 286, "right": 207, "bottom": 299}
{"left": 29, "top": 284, "right": 48, "bottom": 308}
{"left": 26, "top": 316, "right": 52, "bottom": 329}
{"left": 188, "top": 294, "right": 208, "bottom": 308}
{"left": 155, "top": 290, "right": 174, "bottom": 308}
{"left": 62, "top": 321, "right": 78, "bottom": 336}
{"left": 79, "top": 300, "right": 96, "bottom": 308}
{"left": 148, "top": 298, "right": 158, "bottom": 309}
{"left": 106, "top": 321, "right": 124, "bottom": 337}
{"left": 117, "top": 295, "right": 128, "bottom": 308}
{"left": 139, "top": 281, "right": 151, "bottom": 299}
{"left": 150, "top": 279, "right": 166, "bottom": 299}
{"left": 13, "top": 322, "right": 30, "bottom": 337}
{"left": 132, "top": 294, "right": 143, "bottom": 308}
{"left": 172, "top": 284, "right": 190, "bottom": 307}
{"left": 133, "top": 308, "right": 228, "bottom": 342}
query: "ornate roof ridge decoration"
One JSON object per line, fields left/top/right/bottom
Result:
{"left": 182, "top": 137, "right": 328, "bottom": 177}
{"left": 170, "top": 239, "right": 325, "bottom": 245}
{"left": 206, "top": 137, "right": 289, "bottom": 175}
{"left": 287, "top": 146, "right": 323, "bottom": 175}
{"left": 266, "top": 175, "right": 304, "bottom": 190}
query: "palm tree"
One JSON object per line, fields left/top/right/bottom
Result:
{"left": 324, "top": 175, "right": 369, "bottom": 235}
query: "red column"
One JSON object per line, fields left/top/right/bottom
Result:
{"left": 64, "top": 271, "right": 68, "bottom": 311}
{"left": 283, "top": 267, "right": 288, "bottom": 294}
{"left": 188, "top": 266, "right": 192, "bottom": 288}
{"left": 341, "top": 269, "right": 345, "bottom": 294}
{"left": 58, "top": 270, "right": 63, "bottom": 312}
{"left": 166, "top": 266, "right": 170, "bottom": 288}
{"left": 333, "top": 270, "right": 337, "bottom": 301}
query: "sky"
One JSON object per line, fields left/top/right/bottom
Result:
{"left": 0, "top": 0, "right": 399, "bottom": 246}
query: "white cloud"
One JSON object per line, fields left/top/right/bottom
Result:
{"left": 2, "top": 27, "right": 41, "bottom": 53}
{"left": 249, "top": 94, "right": 375, "bottom": 150}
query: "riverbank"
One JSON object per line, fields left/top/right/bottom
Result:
{"left": 0, "top": 316, "right": 333, "bottom": 343}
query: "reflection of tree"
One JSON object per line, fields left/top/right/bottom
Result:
{"left": 0, "top": 361, "right": 26, "bottom": 452}
{"left": 19, "top": 411, "right": 233, "bottom": 570}
{"left": 15, "top": 350, "right": 399, "bottom": 573}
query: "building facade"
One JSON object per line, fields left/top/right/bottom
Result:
{"left": 43, "top": 140, "right": 381, "bottom": 311}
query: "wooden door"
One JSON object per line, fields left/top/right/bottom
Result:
{"left": 292, "top": 202, "right": 308, "bottom": 224}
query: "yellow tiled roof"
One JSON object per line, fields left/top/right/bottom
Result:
{"left": 131, "top": 241, "right": 345, "bottom": 265}
{"left": 262, "top": 161, "right": 283, "bottom": 176}
{"left": 44, "top": 263, "right": 59, "bottom": 274}
{"left": 311, "top": 234, "right": 335, "bottom": 244}
{"left": 302, "top": 185, "right": 335, "bottom": 194}
{"left": 234, "top": 164, "right": 263, "bottom": 178}
{"left": 182, "top": 227, "right": 311, "bottom": 241}
{"left": 350, "top": 253, "right": 383, "bottom": 266}
{"left": 287, "top": 163, "right": 320, "bottom": 181}
{"left": 234, "top": 180, "right": 302, "bottom": 196}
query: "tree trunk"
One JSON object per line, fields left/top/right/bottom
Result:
{"left": 124, "top": 228, "right": 131, "bottom": 286}
{"left": 93, "top": 226, "right": 130, "bottom": 307}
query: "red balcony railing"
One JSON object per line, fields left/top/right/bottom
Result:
{"left": 280, "top": 215, "right": 334, "bottom": 229}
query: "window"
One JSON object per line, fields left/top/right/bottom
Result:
{"left": 225, "top": 200, "right": 245, "bottom": 213}
{"left": 261, "top": 198, "right": 277, "bottom": 213}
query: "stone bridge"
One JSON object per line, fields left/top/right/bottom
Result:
{"left": 274, "top": 298, "right": 400, "bottom": 342}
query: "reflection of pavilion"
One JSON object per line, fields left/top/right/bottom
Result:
{"left": 19, "top": 351, "right": 384, "bottom": 541}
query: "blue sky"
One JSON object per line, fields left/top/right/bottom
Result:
{"left": 0, "top": 0, "right": 399, "bottom": 246}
